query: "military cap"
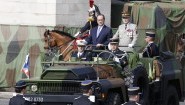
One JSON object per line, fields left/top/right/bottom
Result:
{"left": 122, "top": 11, "right": 130, "bottom": 18}
{"left": 76, "top": 40, "right": 87, "bottom": 46}
{"left": 146, "top": 31, "right": 155, "bottom": 38}
{"left": 15, "top": 80, "right": 27, "bottom": 88}
{"left": 81, "top": 80, "right": 93, "bottom": 90}
{"left": 128, "top": 87, "right": 140, "bottom": 95}
{"left": 109, "top": 38, "right": 119, "bottom": 44}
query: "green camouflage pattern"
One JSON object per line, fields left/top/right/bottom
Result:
{"left": 0, "top": 25, "right": 54, "bottom": 87}
{"left": 124, "top": 1, "right": 185, "bottom": 53}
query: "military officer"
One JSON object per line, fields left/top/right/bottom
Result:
{"left": 107, "top": 38, "right": 128, "bottom": 68}
{"left": 122, "top": 87, "right": 141, "bottom": 105}
{"left": 112, "top": 11, "right": 137, "bottom": 51}
{"left": 142, "top": 30, "right": 159, "bottom": 58}
{"left": 73, "top": 80, "right": 95, "bottom": 105}
{"left": 71, "top": 40, "right": 92, "bottom": 61}
{"left": 9, "top": 80, "right": 30, "bottom": 105}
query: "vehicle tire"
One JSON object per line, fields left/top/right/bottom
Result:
{"left": 103, "top": 92, "right": 121, "bottom": 105}
{"left": 132, "top": 65, "right": 149, "bottom": 105}
{"left": 164, "top": 86, "right": 179, "bottom": 105}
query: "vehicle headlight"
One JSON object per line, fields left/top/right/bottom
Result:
{"left": 31, "top": 85, "right": 38, "bottom": 92}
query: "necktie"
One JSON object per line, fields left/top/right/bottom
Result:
{"left": 97, "top": 26, "right": 101, "bottom": 38}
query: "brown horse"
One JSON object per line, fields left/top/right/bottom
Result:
{"left": 44, "top": 29, "right": 76, "bottom": 61}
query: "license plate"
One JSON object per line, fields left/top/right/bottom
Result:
{"left": 24, "top": 97, "right": 44, "bottom": 102}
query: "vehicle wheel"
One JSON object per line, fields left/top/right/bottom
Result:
{"left": 164, "top": 86, "right": 179, "bottom": 105}
{"left": 104, "top": 92, "right": 121, "bottom": 105}
{"left": 132, "top": 65, "right": 149, "bottom": 105}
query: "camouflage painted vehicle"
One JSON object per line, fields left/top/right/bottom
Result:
{"left": 23, "top": 1, "right": 185, "bottom": 105}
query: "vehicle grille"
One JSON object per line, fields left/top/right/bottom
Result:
{"left": 36, "top": 82, "right": 81, "bottom": 95}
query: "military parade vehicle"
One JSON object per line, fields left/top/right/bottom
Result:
{"left": 23, "top": 1, "right": 185, "bottom": 105}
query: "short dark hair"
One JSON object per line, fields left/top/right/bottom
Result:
{"left": 15, "top": 86, "right": 26, "bottom": 93}
{"left": 97, "top": 14, "right": 105, "bottom": 20}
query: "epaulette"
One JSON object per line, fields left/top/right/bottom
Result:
{"left": 121, "top": 102, "right": 127, "bottom": 105}
{"left": 136, "top": 102, "right": 141, "bottom": 105}
{"left": 74, "top": 96, "right": 81, "bottom": 100}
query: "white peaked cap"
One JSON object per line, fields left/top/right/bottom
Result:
{"left": 76, "top": 40, "right": 87, "bottom": 46}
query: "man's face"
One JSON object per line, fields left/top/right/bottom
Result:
{"left": 77, "top": 46, "right": 85, "bottom": 52}
{"left": 145, "top": 36, "right": 152, "bottom": 43}
{"left": 110, "top": 43, "right": 118, "bottom": 51}
{"left": 122, "top": 18, "right": 130, "bottom": 24}
{"left": 97, "top": 15, "right": 105, "bottom": 26}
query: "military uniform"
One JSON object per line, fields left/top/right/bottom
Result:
{"left": 142, "top": 42, "right": 159, "bottom": 58}
{"left": 122, "top": 101, "right": 141, "bottom": 105}
{"left": 112, "top": 11, "right": 137, "bottom": 51}
{"left": 122, "top": 87, "right": 141, "bottom": 105}
{"left": 71, "top": 40, "right": 92, "bottom": 61}
{"left": 9, "top": 80, "right": 30, "bottom": 105}
{"left": 142, "top": 31, "right": 159, "bottom": 58}
{"left": 73, "top": 95, "right": 95, "bottom": 105}
{"left": 73, "top": 80, "right": 96, "bottom": 105}
{"left": 80, "top": 4, "right": 100, "bottom": 34}
{"left": 105, "top": 38, "right": 128, "bottom": 68}
{"left": 9, "top": 94, "right": 30, "bottom": 105}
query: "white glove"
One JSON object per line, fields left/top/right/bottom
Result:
{"left": 74, "top": 31, "right": 80, "bottom": 37}
{"left": 88, "top": 95, "right": 95, "bottom": 102}
{"left": 128, "top": 44, "right": 133, "bottom": 48}
{"left": 114, "top": 57, "right": 120, "bottom": 63}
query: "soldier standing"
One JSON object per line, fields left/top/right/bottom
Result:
{"left": 112, "top": 11, "right": 137, "bottom": 51}
{"left": 122, "top": 87, "right": 141, "bottom": 105}
{"left": 9, "top": 80, "right": 30, "bottom": 105}
{"left": 142, "top": 30, "right": 159, "bottom": 58}
{"left": 73, "top": 80, "right": 96, "bottom": 105}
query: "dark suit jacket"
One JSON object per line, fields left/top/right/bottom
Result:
{"left": 9, "top": 94, "right": 30, "bottom": 105}
{"left": 73, "top": 95, "right": 95, "bottom": 105}
{"left": 71, "top": 51, "right": 92, "bottom": 61}
{"left": 143, "top": 42, "right": 159, "bottom": 58}
{"left": 85, "top": 25, "right": 113, "bottom": 47}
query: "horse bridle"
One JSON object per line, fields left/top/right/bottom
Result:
{"left": 45, "top": 30, "right": 75, "bottom": 58}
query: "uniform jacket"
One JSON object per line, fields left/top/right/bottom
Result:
{"left": 102, "top": 49, "right": 128, "bottom": 68}
{"left": 73, "top": 95, "right": 95, "bottom": 105}
{"left": 80, "top": 15, "right": 98, "bottom": 34}
{"left": 112, "top": 23, "right": 137, "bottom": 50}
{"left": 122, "top": 101, "right": 141, "bottom": 105}
{"left": 85, "top": 25, "right": 113, "bottom": 48}
{"left": 9, "top": 94, "right": 30, "bottom": 105}
{"left": 142, "top": 42, "right": 159, "bottom": 58}
{"left": 71, "top": 51, "right": 92, "bottom": 61}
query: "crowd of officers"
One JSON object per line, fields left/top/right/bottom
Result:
{"left": 9, "top": 3, "right": 159, "bottom": 105}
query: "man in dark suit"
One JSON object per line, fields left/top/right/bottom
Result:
{"left": 85, "top": 14, "right": 113, "bottom": 50}
{"left": 73, "top": 80, "right": 95, "bottom": 105}
{"left": 71, "top": 40, "right": 92, "bottom": 61}
{"left": 9, "top": 80, "right": 30, "bottom": 105}
{"left": 142, "top": 30, "right": 159, "bottom": 58}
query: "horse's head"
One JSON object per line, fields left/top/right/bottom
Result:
{"left": 44, "top": 29, "right": 57, "bottom": 49}
{"left": 44, "top": 29, "right": 75, "bottom": 49}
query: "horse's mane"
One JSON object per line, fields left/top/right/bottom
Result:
{"left": 51, "top": 30, "right": 75, "bottom": 39}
